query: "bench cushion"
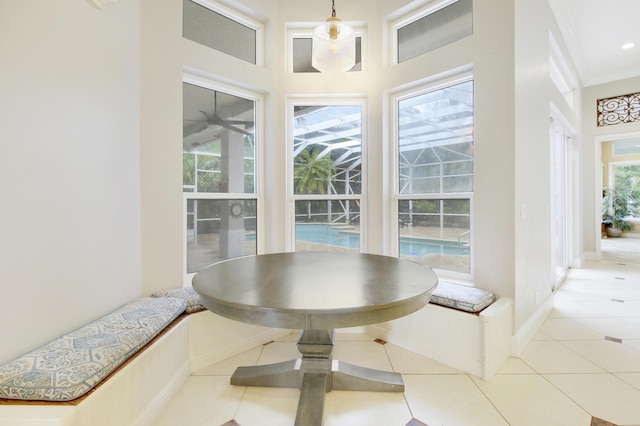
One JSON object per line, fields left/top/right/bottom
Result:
{"left": 0, "top": 297, "right": 186, "bottom": 401}
{"left": 430, "top": 281, "right": 495, "bottom": 313}
{"left": 151, "top": 287, "right": 206, "bottom": 314}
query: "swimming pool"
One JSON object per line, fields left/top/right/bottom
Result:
{"left": 295, "top": 223, "right": 469, "bottom": 256}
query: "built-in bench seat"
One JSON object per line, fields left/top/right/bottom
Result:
{"left": 0, "top": 297, "right": 186, "bottom": 402}
{"left": 0, "top": 282, "right": 510, "bottom": 424}
{"left": 0, "top": 289, "right": 288, "bottom": 425}
{"left": 367, "top": 280, "right": 512, "bottom": 381}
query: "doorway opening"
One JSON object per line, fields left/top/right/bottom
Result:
{"left": 596, "top": 133, "right": 640, "bottom": 264}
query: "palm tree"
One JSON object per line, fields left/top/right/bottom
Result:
{"left": 293, "top": 149, "right": 335, "bottom": 194}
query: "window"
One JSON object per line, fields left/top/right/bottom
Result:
{"left": 613, "top": 139, "right": 640, "bottom": 156}
{"left": 290, "top": 103, "right": 364, "bottom": 252}
{"left": 394, "top": 0, "right": 473, "bottom": 64}
{"left": 396, "top": 79, "right": 473, "bottom": 273}
{"left": 183, "top": 80, "right": 258, "bottom": 276}
{"left": 549, "top": 33, "right": 576, "bottom": 109}
{"left": 613, "top": 164, "right": 640, "bottom": 218}
{"left": 183, "top": 0, "right": 260, "bottom": 65}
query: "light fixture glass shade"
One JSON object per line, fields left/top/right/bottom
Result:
{"left": 312, "top": 17, "right": 356, "bottom": 73}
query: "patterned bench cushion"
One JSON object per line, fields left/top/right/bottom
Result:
{"left": 430, "top": 281, "right": 495, "bottom": 313}
{"left": 0, "top": 297, "right": 186, "bottom": 401}
{"left": 151, "top": 287, "right": 206, "bottom": 314}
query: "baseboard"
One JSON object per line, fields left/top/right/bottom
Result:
{"left": 511, "top": 294, "right": 554, "bottom": 357}
{"left": 621, "top": 232, "right": 640, "bottom": 238}
{"left": 584, "top": 251, "right": 598, "bottom": 261}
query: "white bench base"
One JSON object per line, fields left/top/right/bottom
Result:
{"left": 0, "top": 300, "right": 512, "bottom": 424}
{"left": 366, "top": 298, "right": 512, "bottom": 381}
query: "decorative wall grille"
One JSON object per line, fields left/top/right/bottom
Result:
{"left": 597, "top": 91, "right": 640, "bottom": 126}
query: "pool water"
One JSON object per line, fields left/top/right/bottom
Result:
{"left": 295, "top": 224, "right": 469, "bottom": 256}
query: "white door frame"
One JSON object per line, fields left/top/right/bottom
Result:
{"left": 593, "top": 130, "right": 640, "bottom": 259}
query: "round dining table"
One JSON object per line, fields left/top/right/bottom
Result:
{"left": 193, "top": 251, "right": 438, "bottom": 426}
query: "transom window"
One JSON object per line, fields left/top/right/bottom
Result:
{"left": 183, "top": 0, "right": 260, "bottom": 65}
{"left": 613, "top": 139, "right": 640, "bottom": 156}
{"left": 394, "top": 0, "right": 473, "bottom": 64}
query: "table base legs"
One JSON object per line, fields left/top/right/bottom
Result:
{"left": 230, "top": 329, "right": 404, "bottom": 426}
{"left": 230, "top": 359, "right": 404, "bottom": 391}
{"left": 331, "top": 360, "right": 404, "bottom": 391}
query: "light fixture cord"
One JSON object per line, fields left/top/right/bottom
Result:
{"left": 331, "top": 0, "right": 336, "bottom": 18}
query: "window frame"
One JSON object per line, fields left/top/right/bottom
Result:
{"left": 390, "top": 71, "right": 474, "bottom": 280}
{"left": 182, "top": 72, "right": 264, "bottom": 285}
{"left": 549, "top": 32, "right": 577, "bottom": 110}
{"left": 286, "top": 97, "right": 368, "bottom": 252}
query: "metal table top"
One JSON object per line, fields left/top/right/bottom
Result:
{"left": 193, "top": 252, "right": 438, "bottom": 330}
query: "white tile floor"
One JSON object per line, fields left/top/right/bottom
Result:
{"left": 153, "top": 256, "right": 640, "bottom": 426}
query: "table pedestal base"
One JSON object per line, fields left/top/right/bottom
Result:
{"left": 230, "top": 329, "right": 404, "bottom": 426}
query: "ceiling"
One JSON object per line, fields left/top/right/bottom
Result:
{"left": 548, "top": 0, "right": 640, "bottom": 87}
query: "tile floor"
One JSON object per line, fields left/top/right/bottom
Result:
{"left": 153, "top": 246, "right": 640, "bottom": 426}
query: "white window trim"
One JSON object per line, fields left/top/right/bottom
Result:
{"left": 549, "top": 31, "right": 577, "bottom": 109}
{"left": 286, "top": 96, "right": 368, "bottom": 252}
{"left": 182, "top": 71, "right": 264, "bottom": 285}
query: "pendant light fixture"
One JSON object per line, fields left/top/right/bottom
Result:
{"left": 312, "top": 0, "right": 356, "bottom": 73}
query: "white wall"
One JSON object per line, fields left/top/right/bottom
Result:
{"left": 513, "top": 0, "right": 581, "bottom": 331}
{"left": 140, "top": 0, "right": 184, "bottom": 294}
{"left": 0, "top": 0, "right": 141, "bottom": 364}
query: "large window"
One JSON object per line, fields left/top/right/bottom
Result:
{"left": 396, "top": 79, "right": 473, "bottom": 273}
{"left": 183, "top": 81, "right": 258, "bottom": 275}
{"left": 291, "top": 103, "right": 363, "bottom": 252}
